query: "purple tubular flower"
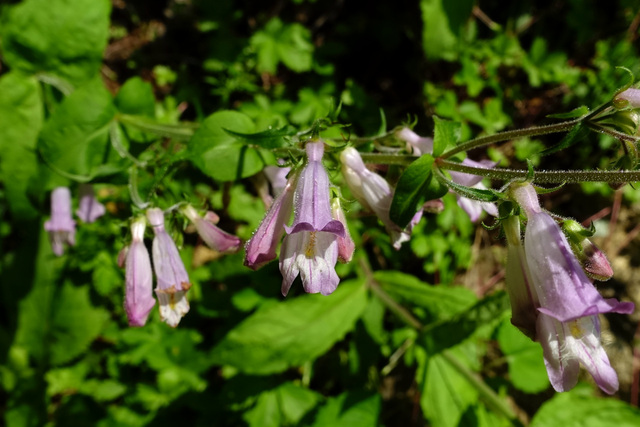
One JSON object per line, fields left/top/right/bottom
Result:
{"left": 124, "top": 217, "right": 156, "bottom": 327}
{"left": 537, "top": 313, "right": 619, "bottom": 394}
{"left": 616, "top": 88, "right": 640, "bottom": 108}
{"left": 44, "top": 187, "right": 76, "bottom": 256}
{"left": 146, "top": 208, "right": 191, "bottom": 327}
{"left": 244, "top": 172, "right": 297, "bottom": 270}
{"left": 449, "top": 159, "right": 498, "bottom": 222}
{"left": 76, "top": 184, "right": 106, "bottom": 223}
{"left": 509, "top": 182, "right": 634, "bottom": 393}
{"left": 182, "top": 205, "right": 241, "bottom": 253}
{"left": 397, "top": 127, "right": 434, "bottom": 156}
{"left": 331, "top": 197, "right": 355, "bottom": 263}
{"left": 280, "top": 141, "right": 346, "bottom": 296}
{"left": 340, "top": 147, "right": 417, "bottom": 249}
{"left": 503, "top": 215, "right": 538, "bottom": 339}
{"left": 264, "top": 160, "right": 291, "bottom": 197}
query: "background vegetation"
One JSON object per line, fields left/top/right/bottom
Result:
{"left": 2, "top": 0, "right": 640, "bottom": 426}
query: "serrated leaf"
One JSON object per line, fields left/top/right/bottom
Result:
{"left": 531, "top": 389, "right": 640, "bottom": 427}
{"left": 547, "top": 106, "right": 589, "bottom": 119}
{"left": 244, "top": 382, "right": 322, "bottom": 427}
{"left": 439, "top": 172, "right": 501, "bottom": 202}
{"left": 38, "top": 78, "right": 119, "bottom": 181}
{"left": 421, "top": 292, "right": 510, "bottom": 354}
{"left": 540, "top": 122, "right": 589, "bottom": 156}
{"left": 374, "top": 270, "right": 476, "bottom": 318}
{"left": 0, "top": 71, "right": 44, "bottom": 220}
{"left": 390, "top": 154, "right": 448, "bottom": 229}
{"left": 497, "top": 320, "right": 548, "bottom": 393}
{"left": 433, "top": 116, "right": 461, "bottom": 157}
{"left": 211, "top": 279, "right": 367, "bottom": 374}
{"left": 309, "top": 390, "right": 381, "bottom": 427}
{"left": 223, "top": 126, "right": 296, "bottom": 149}
{"left": 188, "top": 110, "right": 274, "bottom": 181}
{"left": 0, "top": 0, "right": 111, "bottom": 84}
{"left": 417, "top": 344, "right": 479, "bottom": 427}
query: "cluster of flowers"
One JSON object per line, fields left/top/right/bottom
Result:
{"left": 121, "top": 206, "right": 241, "bottom": 327}
{"left": 505, "top": 182, "right": 634, "bottom": 394}
{"left": 44, "top": 185, "right": 106, "bottom": 256}
{"left": 244, "top": 134, "right": 498, "bottom": 296}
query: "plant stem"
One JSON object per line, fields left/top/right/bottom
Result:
{"left": 440, "top": 119, "right": 581, "bottom": 159}
{"left": 438, "top": 159, "right": 640, "bottom": 183}
{"left": 118, "top": 114, "right": 197, "bottom": 140}
{"left": 358, "top": 258, "right": 522, "bottom": 425}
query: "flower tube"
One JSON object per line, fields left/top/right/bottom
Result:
{"left": 146, "top": 208, "right": 191, "bottom": 327}
{"left": 244, "top": 172, "right": 297, "bottom": 270}
{"left": 280, "top": 141, "right": 345, "bottom": 296}
{"left": 340, "top": 147, "right": 419, "bottom": 249}
{"left": 181, "top": 205, "right": 241, "bottom": 253}
{"left": 76, "top": 184, "right": 106, "bottom": 223}
{"left": 44, "top": 187, "right": 76, "bottom": 256}
{"left": 124, "top": 217, "right": 156, "bottom": 327}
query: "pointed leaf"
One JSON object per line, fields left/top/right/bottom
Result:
{"left": 540, "top": 122, "right": 588, "bottom": 156}
{"left": 211, "top": 279, "right": 367, "bottom": 374}
{"left": 433, "top": 116, "right": 461, "bottom": 157}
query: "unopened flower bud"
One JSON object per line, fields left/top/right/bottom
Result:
{"left": 331, "top": 198, "right": 355, "bottom": 263}
{"left": 562, "top": 220, "right": 613, "bottom": 281}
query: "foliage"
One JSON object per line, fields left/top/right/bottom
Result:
{"left": 1, "top": 1, "right": 640, "bottom": 427}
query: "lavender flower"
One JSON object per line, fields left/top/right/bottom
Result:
{"left": 181, "top": 205, "right": 241, "bottom": 253}
{"left": 448, "top": 159, "right": 498, "bottom": 222}
{"left": 537, "top": 313, "right": 620, "bottom": 394}
{"left": 124, "top": 217, "right": 156, "bottom": 327}
{"left": 44, "top": 187, "right": 76, "bottom": 256}
{"left": 146, "top": 208, "right": 191, "bottom": 327}
{"left": 263, "top": 160, "right": 291, "bottom": 197}
{"left": 331, "top": 197, "right": 355, "bottom": 263}
{"left": 340, "top": 147, "right": 420, "bottom": 249}
{"left": 397, "top": 127, "right": 434, "bottom": 156}
{"left": 244, "top": 172, "right": 297, "bottom": 270}
{"left": 503, "top": 215, "right": 538, "bottom": 339}
{"left": 76, "top": 184, "right": 106, "bottom": 223}
{"left": 280, "top": 141, "right": 345, "bottom": 296}
{"left": 615, "top": 88, "right": 640, "bottom": 108}
{"left": 509, "top": 182, "right": 634, "bottom": 393}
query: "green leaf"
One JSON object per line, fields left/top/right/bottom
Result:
{"left": 531, "top": 388, "right": 640, "bottom": 427}
{"left": 417, "top": 344, "right": 479, "bottom": 427}
{"left": 420, "top": 0, "right": 474, "bottom": 61}
{"left": 0, "top": 71, "right": 44, "bottom": 220}
{"left": 421, "top": 292, "right": 510, "bottom": 354}
{"left": 79, "top": 379, "right": 127, "bottom": 402}
{"left": 438, "top": 172, "right": 501, "bottom": 202}
{"left": 115, "top": 77, "right": 156, "bottom": 117}
{"left": 374, "top": 271, "right": 476, "bottom": 318}
{"left": 547, "top": 106, "right": 589, "bottom": 119}
{"left": 49, "top": 282, "right": 110, "bottom": 365}
{"left": 188, "top": 110, "right": 274, "bottom": 181}
{"left": 38, "top": 78, "right": 119, "bottom": 181}
{"left": 390, "top": 154, "right": 448, "bottom": 229}
{"left": 223, "top": 125, "right": 296, "bottom": 149}
{"left": 211, "top": 279, "right": 368, "bottom": 374}
{"left": 243, "top": 382, "right": 322, "bottom": 427}
{"left": 309, "top": 390, "right": 381, "bottom": 427}
{"left": 432, "top": 116, "right": 461, "bottom": 157}
{"left": 539, "top": 122, "right": 589, "bottom": 156}
{"left": 496, "top": 320, "right": 549, "bottom": 393}
{"left": 250, "top": 18, "right": 314, "bottom": 74}
{"left": 0, "top": 0, "right": 111, "bottom": 84}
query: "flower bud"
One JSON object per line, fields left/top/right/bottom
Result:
{"left": 396, "top": 127, "right": 434, "bottom": 156}
{"left": 562, "top": 220, "right": 613, "bottom": 281}
{"left": 331, "top": 197, "right": 355, "bottom": 263}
